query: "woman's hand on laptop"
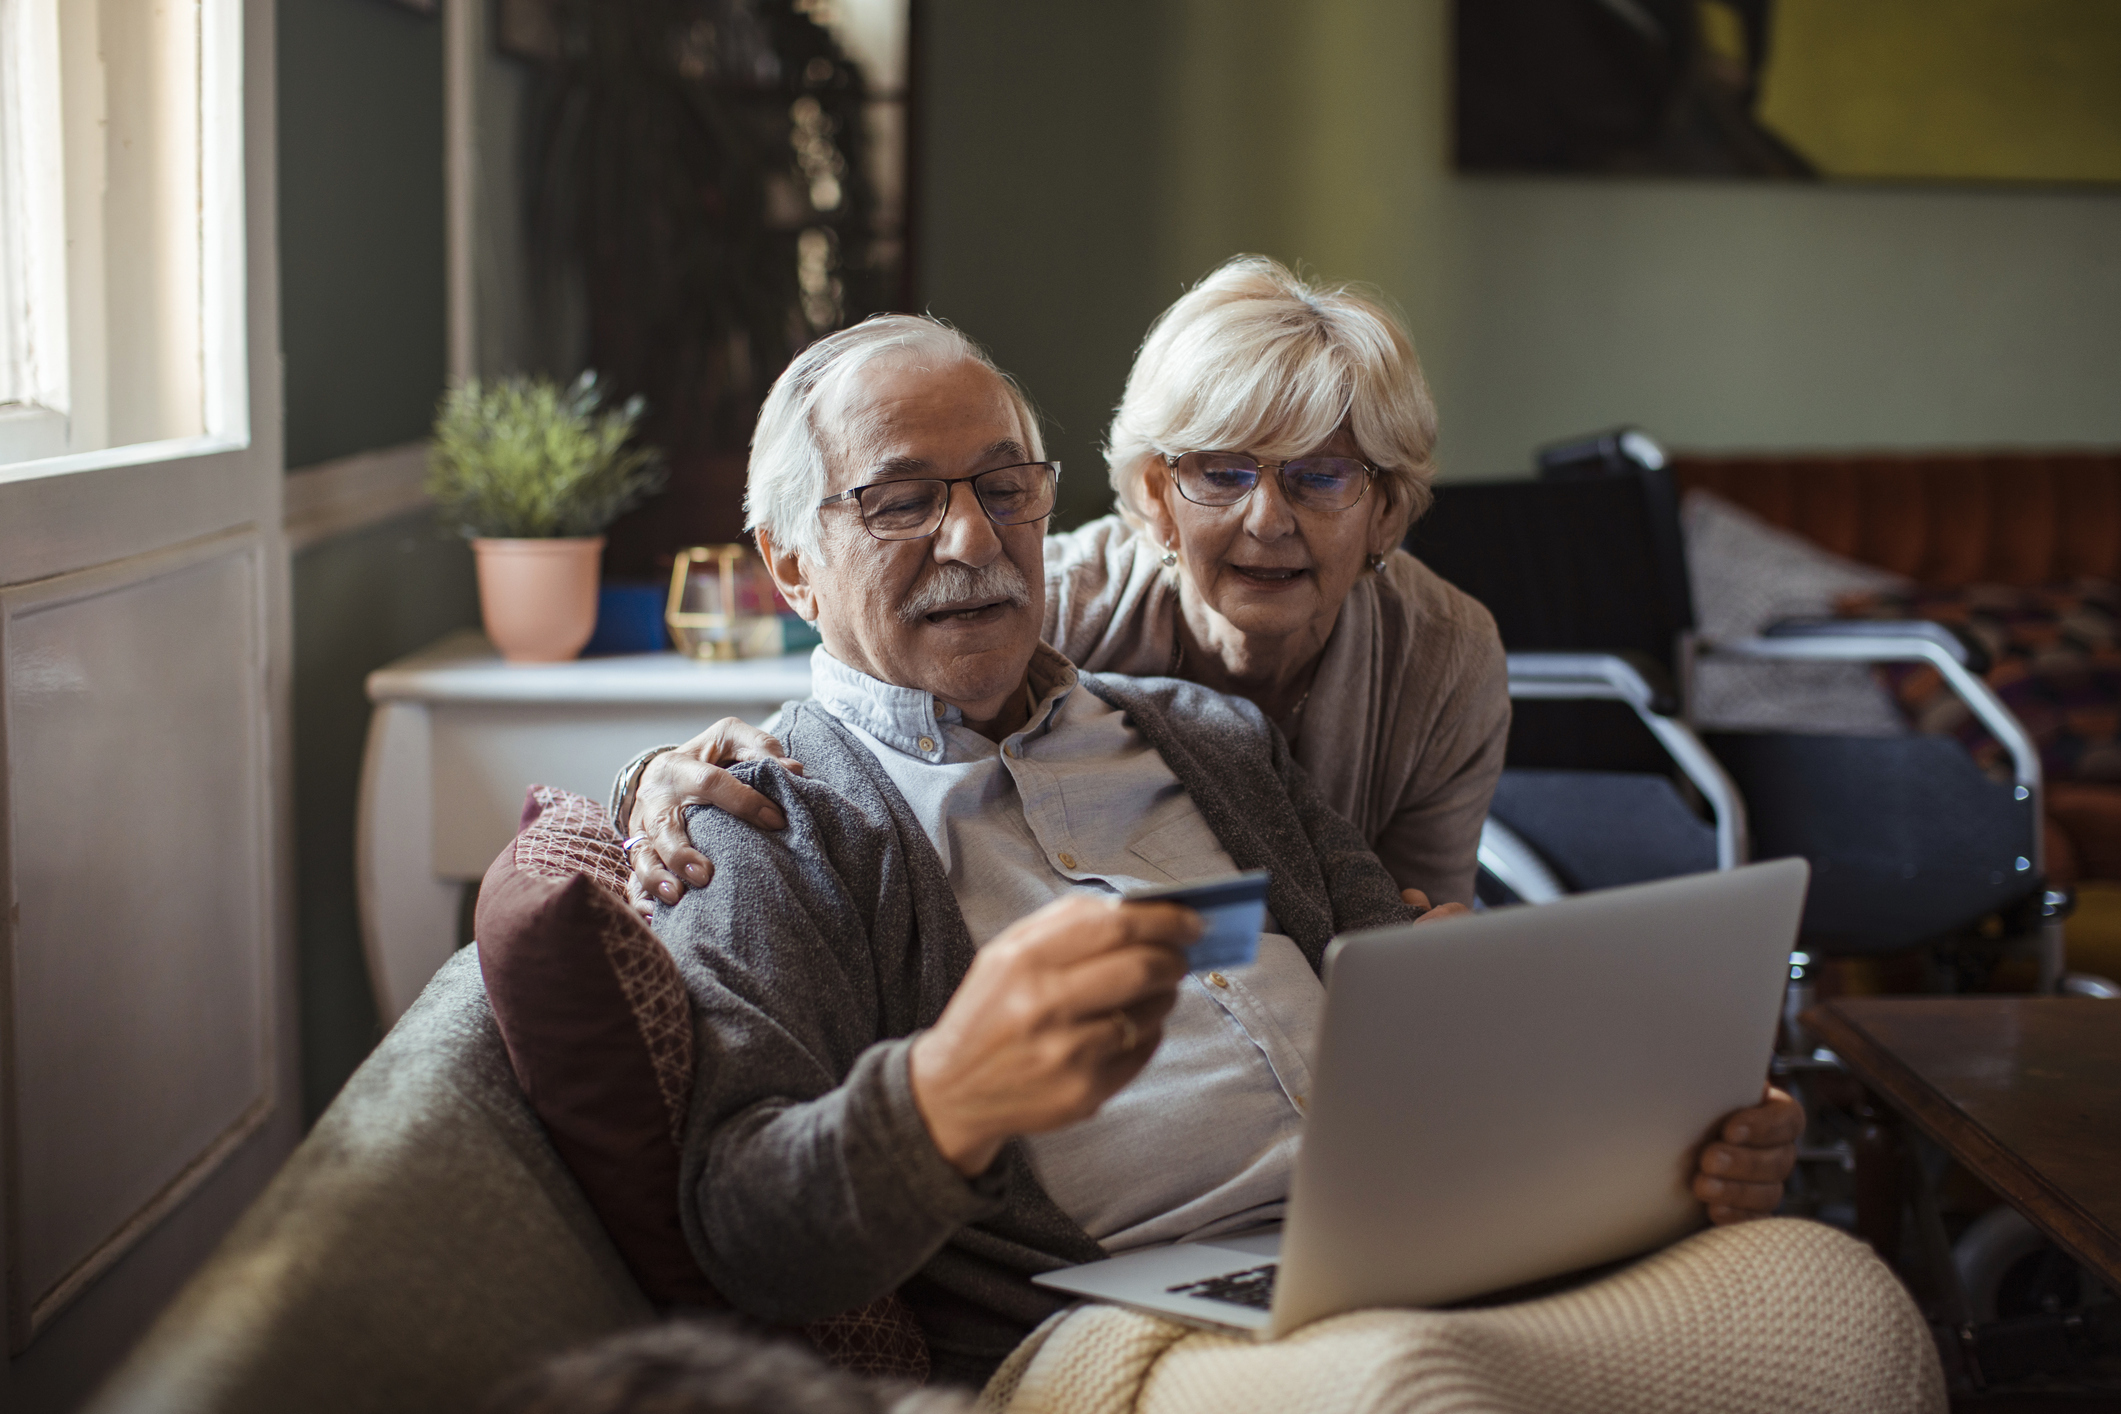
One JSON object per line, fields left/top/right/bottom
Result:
{"left": 908, "top": 895, "right": 1200, "bottom": 1177}
{"left": 1401, "top": 888, "right": 1470, "bottom": 923}
{"left": 624, "top": 719, "right": 804, "bottom": 918}
{"left": 1693, "top": 1085, "right": 1805, "bottom": 1224}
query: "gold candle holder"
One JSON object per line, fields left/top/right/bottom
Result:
{"left": 665, "top": 545, "right": 786, "bottom": 660}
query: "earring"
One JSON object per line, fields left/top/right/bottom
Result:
{"left": 1160, "top": 544, "right": 1179, "bottom": 568}
{"left": 1368, "top": 553, "right": 1388, "bottom": 574}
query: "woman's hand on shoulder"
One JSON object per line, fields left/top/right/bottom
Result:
{"left": 624, "top": 719, "right": 803, "bottom": 919}
{"left": 1401, "top": 887, "right": 1470, "bottom": 923}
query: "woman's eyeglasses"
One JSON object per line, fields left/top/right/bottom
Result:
{"left": 818, "top": 461, "right": 1061, "bottom": 542}
{"left": 1165, "top": 451, "right": 1374, "bottom": 512}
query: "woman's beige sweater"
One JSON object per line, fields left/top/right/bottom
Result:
{"left": 1042, "top": 516, "right": 1508, "bottom": 905}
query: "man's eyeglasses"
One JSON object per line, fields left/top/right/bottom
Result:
{"left": 818, "top": 461, "right": 1062, "bottom": 542}
{"left": 1164, "top": 451, "right": 1375, "bottom": 513}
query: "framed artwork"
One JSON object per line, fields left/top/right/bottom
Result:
{"left": 1455, "top": 0, "right": 2121, "bottom": 186}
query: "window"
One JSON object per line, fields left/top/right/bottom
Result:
{"left": 0, "top": 0, "right": 66, "bottom": 460}
{"left": 0, "top": 0, "right": 247, "bottom": 478}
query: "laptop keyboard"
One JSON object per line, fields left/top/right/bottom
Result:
{"left": 1166, "top": 1263, "right": 1278, "bottom": 1310}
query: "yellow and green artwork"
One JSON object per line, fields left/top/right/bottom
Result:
{"left": 1454, "top": 0, "right": 2121, "bottom": 185}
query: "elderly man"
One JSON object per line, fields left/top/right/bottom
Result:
{"left": 654, "top": 315, "right": 1800, "bottom": 1386}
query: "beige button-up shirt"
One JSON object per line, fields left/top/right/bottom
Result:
{"left": 809, "top": 644, "right": 1322, "bottom": 1253}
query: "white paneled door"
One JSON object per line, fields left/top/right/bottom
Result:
{"left": 0, "top": 2, "right": 294, "bottom": 1410}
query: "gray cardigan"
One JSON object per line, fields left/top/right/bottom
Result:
{"left": 658, "top": 673, "right": 1419, "bottom": 1385}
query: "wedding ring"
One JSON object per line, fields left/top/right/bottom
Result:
{"left": 1110, "top": 1009, "right": 1139, "bottom": 1051}
{"left": 619, "top": 835, "right": 650, "bottom": 854}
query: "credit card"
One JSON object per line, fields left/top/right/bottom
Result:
{"left": 1124, "top": 870, "right": 1270, "bottom": 972}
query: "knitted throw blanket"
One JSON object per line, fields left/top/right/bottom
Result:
{"left": 977, "top": 1219, "right": 1943, "bottom": 1414}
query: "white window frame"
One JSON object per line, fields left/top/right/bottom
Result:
{"left": 0, "top": 0, "right": 250, "bottom": 486}
{"left": 0, "top": 0, "right": 67, "bottom": 459}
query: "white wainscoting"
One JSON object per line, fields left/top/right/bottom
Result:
{"left": 283, "top": 440, "right": 430, "bottom": 550}
{"left": 0, "top": 528, "right": 275, "bottom": 1349}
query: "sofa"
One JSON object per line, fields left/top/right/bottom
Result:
{"left": 84, "top": 777, "right": 1962, "bottom": 1414}
{"left": 1672, "top": 448, "right": 2121, "bottom": 889}
{"left": 82, "top": 944, "right": 1950, "bottom": 1414}
{"left": 84, "top": 950, "right": 652, "bottom": 1414}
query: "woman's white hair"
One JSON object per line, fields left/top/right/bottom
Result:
{"left": 1105, "top": 256, "right": 1438, "bottom": 535}
{"left": 745, "top": 313, "right": 1042, "bottom": 564}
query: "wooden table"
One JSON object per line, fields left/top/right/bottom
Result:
{"left": 1802, "top": 997, "right": 2121, "bottom": 1294}
{"left": 359, "top": 631, "right": 812, "bottom": 1024}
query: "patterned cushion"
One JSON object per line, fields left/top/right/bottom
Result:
{"left": 1837, "top": 580, "right": 2121, "bottom": 785}
{"left": 475, "top": 785, "right": 930, "bottom": 1381}
{"left": 507, "top": 784, "right": 634, "bottom": 896}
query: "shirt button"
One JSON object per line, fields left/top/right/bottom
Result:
{"left": 1058, "top": 852, "right": 1078, "bottom": 870}
{"left": 1208, "top": 972, "right": 1228, "bottom": 988}
{"left": 917, "top": 736, "right": 936, "bottom": 752}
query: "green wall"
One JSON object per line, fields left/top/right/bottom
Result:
{"left": 916, "top": 1, "right": 1184, "bottom": 530}
{"left": 917, "top": 0, "right": 2121, "bottom": 490}
{"left": 1436, "top": 179, "right": 2121, "bottom": 476}
{"left": 290, "top": 516, "right": 478, "bottom": 1119}
{"left": 279, "top": 0, "right": 448, "bottom": 468}
{"left": 279, "top": 0, "right": 477, "bottom": 1119}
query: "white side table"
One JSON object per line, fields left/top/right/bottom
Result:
{"left": 357, "top": 630, "right": 813, "bottom": 1022}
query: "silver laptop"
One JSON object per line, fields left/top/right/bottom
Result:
{"left": 1034, "top": 858, "right": 1809, "bottom": 1338}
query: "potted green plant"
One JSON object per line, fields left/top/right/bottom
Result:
{"left": 427, "top": 372, "right": 664, "bottom": 662}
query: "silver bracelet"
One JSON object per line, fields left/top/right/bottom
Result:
{"left": 610, "top": 744, "right": 680, "bottom": 837}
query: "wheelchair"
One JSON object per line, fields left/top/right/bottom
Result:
{"left": 1407, "top": 431, "right": 2117, "bottom": 1373}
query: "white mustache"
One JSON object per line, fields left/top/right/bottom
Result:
{"left": 896, "top": 559, "right": 1031, "bottom": 625}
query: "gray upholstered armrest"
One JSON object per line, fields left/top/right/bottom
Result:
{"left": 86, "top": 953, "right": 651, "bottom": 1414}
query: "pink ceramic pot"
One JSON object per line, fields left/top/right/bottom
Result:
{"left": 471, "top": 536, "right": 604, "bottom": 663}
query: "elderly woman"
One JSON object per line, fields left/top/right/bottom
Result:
{"left": 1047, "top": 257, "right": 1503, "bottom": 902}
{"left": 618, "top": 256, "right": 1502, "bottom": 909}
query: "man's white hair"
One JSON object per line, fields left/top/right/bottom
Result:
{"left": 745, "top": 313, "right": 1043, "bottom": 565}
{"left": 1104, "top": 256, "right": 1439, "bottom": 535}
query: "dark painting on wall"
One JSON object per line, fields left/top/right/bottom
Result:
{"left": 1454, "top": 0, "right": 2121, "bottom": 186}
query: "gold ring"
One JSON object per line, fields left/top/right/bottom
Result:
{"left": 1111, "top": 1009, "right": 1139, "bottom": 1051}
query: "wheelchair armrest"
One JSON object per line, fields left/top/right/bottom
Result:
{"left": 1704, "top": 620, "right": 2039, "bottom": 795}
{"left": 1761, "top": 617, "right": 1991, "bottom": 676}
{"left": 1503, "top": 650, "right": 1679, "bottom": 716}
{"left": 1504, "top": 650, "right": 1747, "bottom": 869}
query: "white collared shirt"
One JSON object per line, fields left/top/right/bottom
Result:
{"left": 808, "top": 645, "right": 1323, "bottom": 1252}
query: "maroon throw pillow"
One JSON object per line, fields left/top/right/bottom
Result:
{"left": 476, "top": 785, "right": 713, "bottom": 1306}
{"left": 475, "top": 785, "right": 930, "bottom": 1382}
